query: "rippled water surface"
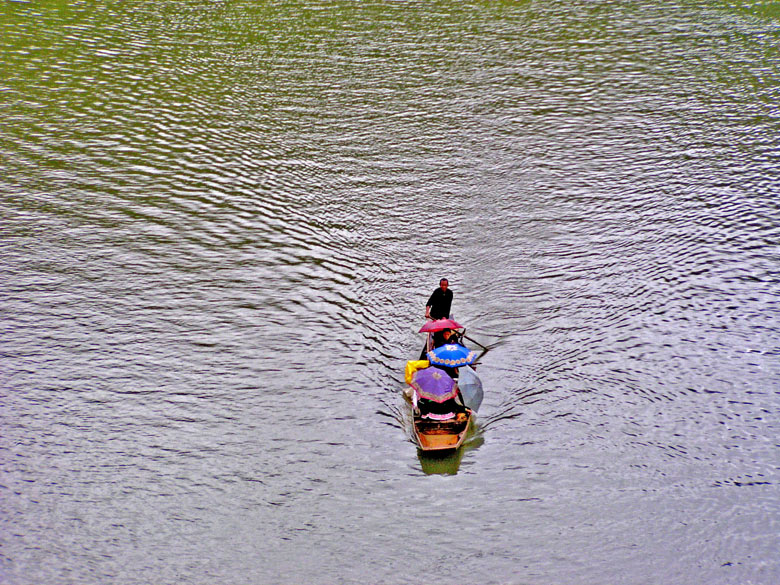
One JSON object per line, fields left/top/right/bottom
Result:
{"left": 2, "top": 1, "right": 779, "bottom": 584}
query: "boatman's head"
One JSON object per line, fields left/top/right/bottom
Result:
{"left": 439, "top": 278, "right": 449, "bottom": 290}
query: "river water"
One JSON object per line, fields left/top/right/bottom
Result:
{"left": 1, "top": 1, "right": 778, "bottom": 584}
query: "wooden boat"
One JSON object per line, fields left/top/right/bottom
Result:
{"left": 407, "top": 319, "right": 480, "bottom": 452}
{"left": 413, "top": 409, "right": 472, "bottom": 452}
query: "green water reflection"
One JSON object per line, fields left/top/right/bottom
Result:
{"left": 417, "top": 427, "right": 485, "bottom": 475}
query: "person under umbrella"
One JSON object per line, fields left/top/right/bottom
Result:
{"left": 419, "top": 327, "right": 460, "bottom": 361}
{"left": 432, "top": 328, "right": 459, "bottom": 348}
{"left": 410, "top": 367, "right": 467, "bottom": 420}
{"left": 418, "top": 318, "right": 463, "bottom": 360}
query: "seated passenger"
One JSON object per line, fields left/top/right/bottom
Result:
{"left": 432, "top": 328, "right": 459, "bottom": 348}
{"left": 431, "top": 330, "right": 462, "bottom": 379}
{"left": 417, "top": 390, "right": 467, "bottom": 420}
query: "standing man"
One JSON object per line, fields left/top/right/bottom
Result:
{"left": 425, "top": 278, "right": 453, "bottom": 320}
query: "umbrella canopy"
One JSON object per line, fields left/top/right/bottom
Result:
{"left": 404, "top": 359, "right": 429, "bottom": 385}
{"left": 419, "top": 318, "right": 463, "bottom": 333}
{"left": 458, "top": 365, "right": 483, "bottom": 412}
{"left": 427, "top": 343, "right": 478, "bottom": 367}
{"left": 410, "top": 367, "right": 458, "bottom": 403}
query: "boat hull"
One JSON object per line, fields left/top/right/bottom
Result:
{"left": 413, "top": 410, "right": 471, "bottom": 451}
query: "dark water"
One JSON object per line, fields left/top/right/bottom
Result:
{"left": 1, "top": 1, "right": 779, "bottom": 583}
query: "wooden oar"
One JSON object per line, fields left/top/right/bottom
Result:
{"left": 462, "top": 332, "right": 488, "bottom": 351}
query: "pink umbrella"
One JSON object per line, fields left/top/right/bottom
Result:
{"left": 419, "top": 318, "right": 463, "bottom": 333}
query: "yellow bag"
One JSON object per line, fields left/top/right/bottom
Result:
{"left": 405, "top": 360, "right": 430, "bottom": 385}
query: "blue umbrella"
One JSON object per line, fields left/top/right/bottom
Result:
{"left": 411, "top": 367, "right": 457, "bottom": 403}
{"left": 427, "top": 343, "right": 478, "bottom": 368}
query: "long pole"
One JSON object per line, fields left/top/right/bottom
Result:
{"left": 462, "top": 333, "right": 488, "bottom": 351}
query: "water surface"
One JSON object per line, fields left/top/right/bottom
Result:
{"left": 1, "top": 1, "right": 779, "bottom": 584}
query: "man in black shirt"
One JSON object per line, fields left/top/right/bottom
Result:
{"left": 425, "top": 278, "right": 453, "bottom": 320}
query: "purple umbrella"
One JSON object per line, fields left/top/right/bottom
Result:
{"left": 410, "top": 367, "right": 457, "bottom": 403}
